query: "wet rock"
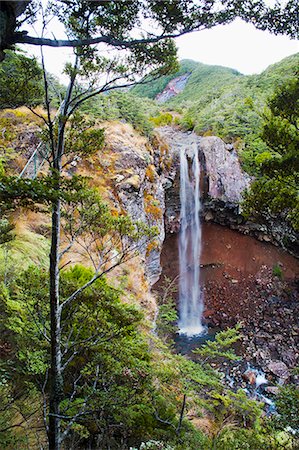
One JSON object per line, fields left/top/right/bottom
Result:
{"left": 265, "top": 386, "right": 279, "bottom": 396}
{"left": 204, "top": 211, "right": 214, "bottom": 221}
{"left": 281, "top": 350, "right": 297, "bottom": 367}
{"left": 242, "top": 369, "right": 256, "bottom": 385}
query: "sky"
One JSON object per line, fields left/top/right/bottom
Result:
{"left": 23, "top": 17, "right": 299, "bottom": 82}
{"left": 176, "top": 19, "right": 299, "bottom": 75}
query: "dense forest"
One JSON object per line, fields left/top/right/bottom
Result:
{"left": 0, "top": 1, "right": 298, "bottom": 449}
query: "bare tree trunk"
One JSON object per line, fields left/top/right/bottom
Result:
{"left": 48, "top": 115, "right": 66, "bottom": 449}
{"left": 49, "top": 196, "right": 63, "bottom": 450}
{"left": 176, "top": 393, "right": 186, "bottom": 435}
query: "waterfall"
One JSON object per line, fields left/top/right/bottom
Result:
{"left": 178, "top": 143, "right": 204, "bottom": 336}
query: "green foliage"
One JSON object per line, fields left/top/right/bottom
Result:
{"left": 274, "top": 384, "right": 299, "bottom": 432}
{"left": 210, "top": 388, "right": 263, "bottom": 428}
{"left": 64, "top": 112, "right": 105, "bottom": 156}
{"left": 156, "top": 301, "right": 178, "bottom": 343}
{"left": 180, "top": 113, "right": 195, "bottom": 131}
{"left": 0, "top": 266, "right": 50, "bottom": 376}
{"left": 82, "top": 91, "right": 159, "bottom": 136}
{"left": 193, "top": 325, "right": 242, "bottom": 362}
{"left": 133, "top": 54, "right": 299, "bottom": 178}
{"left": 239, "top": 138, "right": 270, "bottom": 175}
{"left": 243, "top": 74, "right": 299, "bottom": 230}
{"left": 0, "top": 265, "right": 151, "bottom": 445}
{"left": 0, "top": 160, "right": 4, "bottom": 177}
{"left": 0, "top": 264, "right": 209, "bottom": 448}
{"left": 0, "top": 50, "right": 44, "bottom": 108}
{"left": 150, "top": 112, "right": 173, "bottom": 127}
{"left": 0, "top": 381, "right": 38, "bottom": 448}
{"left": 155, "top": 276, "right": 178, "bottom": 343}
{"left": 272, "top": 264, "right": 283, "bottom": 279}
{"left": 0, "top": 259, "right": 271, "bottom": 448}
{"left": 0, "top": 174, "right": 94, "bottom": 211}
{"left": 0, "top": 218, "right": 14, "bottom": 245}
{"left": 0, "top": 228, "right": 49, "bottom": 285}
{"left": 214, "top": 427, "right": 278, "bottom": 450}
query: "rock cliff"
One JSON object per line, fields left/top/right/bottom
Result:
{"left": 157, "top": 126, "right": 298, "bottom": 256}
{"left": 99, "top": 122, "right": 166, "bottom": 285}
{"left": 156, "top": 126, "right": 249, "bottom": 230}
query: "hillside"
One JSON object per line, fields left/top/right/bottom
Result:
{"left": 133, "top": 54, "right": 299, "bottom": 107}
{"left": 132, "top": 54, "right": 299, "bottom": 173}
{"left": 132, "top": 59, "right": 242, "bottom": 101}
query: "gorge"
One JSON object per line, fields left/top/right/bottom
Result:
{"left": 0, "top": 44, "right": 298, "bottom": 447}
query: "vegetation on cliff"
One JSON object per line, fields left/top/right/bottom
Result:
{"left": 243, "top": 75, "right": 299, "bottom": 231}
{"left": 0, "top": 1, "right": 298, "bottom": 448}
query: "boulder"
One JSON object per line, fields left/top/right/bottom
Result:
{"left": 267, "top": 361, "right": 290, "bottom": 381}
{"left": 242, "top": 369, "right": 256, "bottom": 385}
{"left": 265, "top": 386, "right": 279, "bottom": 396}
{"left": 200, "top": 136, "right": 251, "bottom": 203}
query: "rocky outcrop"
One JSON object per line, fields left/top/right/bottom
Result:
{"left": 200, "top": 136, "right": 251, "bottom": 202}
{"left": 156, "top": 126, "right": 250, "bottom": 230}
{"left": 101, "top": 122, "right": 166, "bottom": 285}
{"left": 203, "top": 199, "right": 299, "bottom": 257}
{"left": 156, "top": 73, "right": 191, "bottom": 104}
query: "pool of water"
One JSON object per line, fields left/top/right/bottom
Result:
{"left": 174, "top": 326, "right": 219, "bottom": 355}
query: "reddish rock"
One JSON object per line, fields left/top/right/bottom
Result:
{"left": 242, "top": 369, "right": 257, "bottom": 385}
{"left": 203, "top": 309, "right": 215, "bottom": 318}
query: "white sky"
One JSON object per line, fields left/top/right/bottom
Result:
{"left": 23, "top": 17, "right": 299, "bottom": 82}
{"left": 176, "top": 19, "right": 299, "bottom": 75}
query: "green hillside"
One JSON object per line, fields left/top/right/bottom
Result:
{"left": 164, "top": 60, "right": 243, "bottom": 107}
{"left": 132, "top": 53, "right": 299, "bottom": 174}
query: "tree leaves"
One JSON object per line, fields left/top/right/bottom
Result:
{"left": 0, "top": 50, "right": 43, "bottom": 109}
{"left": 243, "top": 75, "right": 299, "bottom": 230}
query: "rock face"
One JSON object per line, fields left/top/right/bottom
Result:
{"left": 157, "top": 126, "right": 250, "bottom": 230}
{"left": 155, "top": 73, "right": 191, "bottom": 104}
{"left": 199, "top": 136, "right": 251, "bottom": 202}
{"left": 101, "top": 122, "right": 166, "bottom": 285}
{"left": 267, "top": 361, "right": 290, "bottom": 382}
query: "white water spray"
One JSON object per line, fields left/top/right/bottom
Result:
{"left": 178, "top": 143, "right": 204, "bottom": 336}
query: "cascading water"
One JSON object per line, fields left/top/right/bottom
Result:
{"left": 178, "top": 143, "right": 204, "bottom": 336}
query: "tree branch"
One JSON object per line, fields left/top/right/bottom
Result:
{"left": 13, "top": 27, "right": 204, "bottom": 49}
